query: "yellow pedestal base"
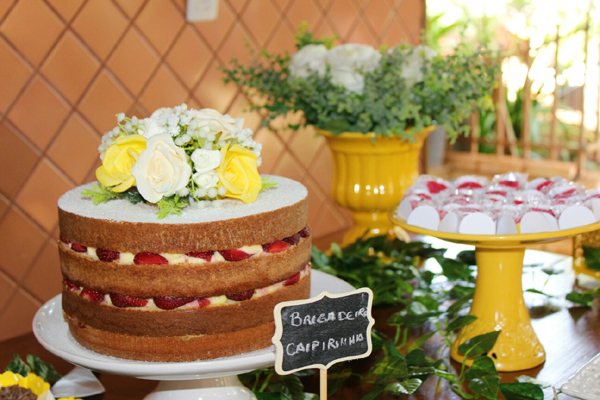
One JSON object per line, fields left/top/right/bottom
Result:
{"left": 449, "top": 247, "right": 545, "bottom": 371}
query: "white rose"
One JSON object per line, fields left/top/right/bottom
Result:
{"left": 400, "top": 45, "right": 437, "bottom": 88}
{"left": 190, "top": 108, "right": 242, "bottom": 140}
{"left": 193, "top": 170, "right": 219, "bottom": 190}
{"left": 138, "top": 118, "right": 165, "bottom": 138}
{"left": 325, "top": 44, "right": 381, "bottom": 93}
{"left": 131, "top": 134, "right": 192, "bottom": 203}
{"left": 191, "top": 149, "right": 221, "bottom": 175}
{"left": 289, "top": 44, "right": 328, "bottom": 78}
{"left": 151, "top": 107, "right": 173, "bottom": 119}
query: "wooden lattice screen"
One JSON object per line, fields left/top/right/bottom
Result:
{"left": 432, "top": 8, "right": 600, "bottom": 189}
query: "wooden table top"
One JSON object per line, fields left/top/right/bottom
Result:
{"left": 1, "top": 235, "right": 598, "bottom": 400}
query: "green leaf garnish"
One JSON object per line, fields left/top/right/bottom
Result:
{"left": 260, "top": 177, "right": 279, "bottom": 193}
{"left": 157, "top": 195, "right": 189, "bottom": 219}
{"left": 81, "top": 184, "right": 120, "bottom": 205}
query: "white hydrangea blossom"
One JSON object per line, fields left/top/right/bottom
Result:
{"left": 98, "top": 127, "right": 122, "bottom": 160}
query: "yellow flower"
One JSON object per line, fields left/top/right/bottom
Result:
{"left": 0, "top": 371, "right": 23, "bottom": 388}
{"left": 0, "top": 371, "right": 50, "bottom": 396}
{"left": 96, "top": 135, "right": 146, "bottom": 192}
{"left": 23, "top": 373, "right": 50, "bottom": 396}
{"left": 217, "top": 144, "right": 261, "bottom": 203}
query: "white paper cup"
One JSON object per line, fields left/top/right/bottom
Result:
{"left": 439, "top": 212, "right": 460, "bottom": 233}
{"left": 458, "top": 212, "right": 495, "bottom": 235}
{"left": 407, "top": 205, "right": 440, "bottom": 231}
{"left": 558, "top": 205, "right": 596, "bottom": 230}
{"left": 496, "top": 214, "right": 518, "bottom": 235}
{"left": 520, "top": 212, "right": 556, "bottom": 234}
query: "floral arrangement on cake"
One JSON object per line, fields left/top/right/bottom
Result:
{"left": 83, "top": 104, "right": 275, "bottom": 218}
{"left": 222, "top": 26, "right": 499, "bottom": 140}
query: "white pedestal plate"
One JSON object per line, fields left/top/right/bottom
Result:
{"left": 33, "top": 270, "right": 354, "bottom": 400}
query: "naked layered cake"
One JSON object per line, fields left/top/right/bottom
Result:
{"left": 57, "top": 105, "right": 311, "bottom": 361}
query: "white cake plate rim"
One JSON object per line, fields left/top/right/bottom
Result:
{"left": 32, "top": 270, "right": 354, "bottom": 380}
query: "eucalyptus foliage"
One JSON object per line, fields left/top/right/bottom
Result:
{"left": 222, "top": 28, "right": 500, "bottom": 140}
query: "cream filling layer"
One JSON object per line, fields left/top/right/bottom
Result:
{"left": 62, "top": 241, "right": 301, "bottom": 265}
{"left": 66, "top": 263, "right": 311, "bottom": 311}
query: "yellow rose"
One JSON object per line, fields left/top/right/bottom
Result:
{"left": 217, "top": 144, "right": 261, "bottom": 203}
{"left": 96, "top": 135, "right": 146, "bottom": 192}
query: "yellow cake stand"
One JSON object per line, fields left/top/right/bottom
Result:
{"left": 390, "top": 212, "right": 600, "bottom": 372}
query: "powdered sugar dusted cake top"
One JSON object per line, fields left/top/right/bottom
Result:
{"left": 59, "top": 175, "right": 307, "bottom": 224}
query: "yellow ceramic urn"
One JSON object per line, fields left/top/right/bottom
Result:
{"left": 317, "top": 127, "right": 435, "bottom": 245}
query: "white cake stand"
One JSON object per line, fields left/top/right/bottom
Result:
{"left": 33, "top": 270, "right": 355, "bottom": 400}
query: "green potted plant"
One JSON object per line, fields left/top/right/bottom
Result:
{"left": 222, "top": 27, "right": 499, "bottom": 243}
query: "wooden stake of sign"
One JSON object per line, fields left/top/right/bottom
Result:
{"left": 272, "top": 288, "right": 374, "bottom": 400}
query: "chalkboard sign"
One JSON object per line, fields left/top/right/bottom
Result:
{"left": 272, "top": 288, "right": 374, "bottom": 375}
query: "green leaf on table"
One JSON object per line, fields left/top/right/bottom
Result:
{"left": 384, "top": 378, "right": 423, "bottom": 395}
{"left": 407, "top": 332, "right": 436, "bottom": 353}
{"left": 583, "top": 246, "right": 600, "bottom": 271}
{"left": 499, "top": 382, "right": 544, "bottom": 400}
{"left": 469, "top": 376, "right": 500, "bottom": 400}
{"left": 327, "top": 367, "right": 352, "bottom": 397}
{"left": 384, "top": 339, "right": 402, "bottom": 357}
{"left": 447, "top": 292, "right": 474, "bottom": 315}
{"left": 458, "top": 331, "right": 501, "bottom": 357}
{"left": 566, "top": 291, "right": 594, "bottom": 306}
{"left": 435, "top": 257, "right": 474, "bottom": 281}
{"left": 26, "top": 355, "right": 62, "bottom": 382}
{"left": 465, "top": 356, "right": 500, "bottom": 400}
{"left": 525, "top": 288, "right": 554, "bottom": 298}
{"left": 456, "top": 250, "right": 476, "bottom": 265}
{"left": 310, "top": 246, "right": 330, "bottom": 271}
{"left": 464, "top": 356, "right": 497, "bottom": 380}
{"left": 406, "top": 349, "right": 427, "bottom": 366}
{"left": 255, "top": 393, "right": 292, "bottom": 400}
{"left": 4, "top": 354, "right": 30, "bottom": 376}
{"left": 370, "top": 356, "right": 408, "bottom": 382}
{"left": 447, "top": 315, "right": 478, "bottom": 332}
{"left": 361, "top": 385, "right": 385, "bottom": 400}
{"left": 413, "top": 295, "right": 439, "bottom": 311}
{"left": 269, "top": 374, "right": 304, "bottom": 399}
{"left": 449, "top": 284, "right": 475, "bottom": 299}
